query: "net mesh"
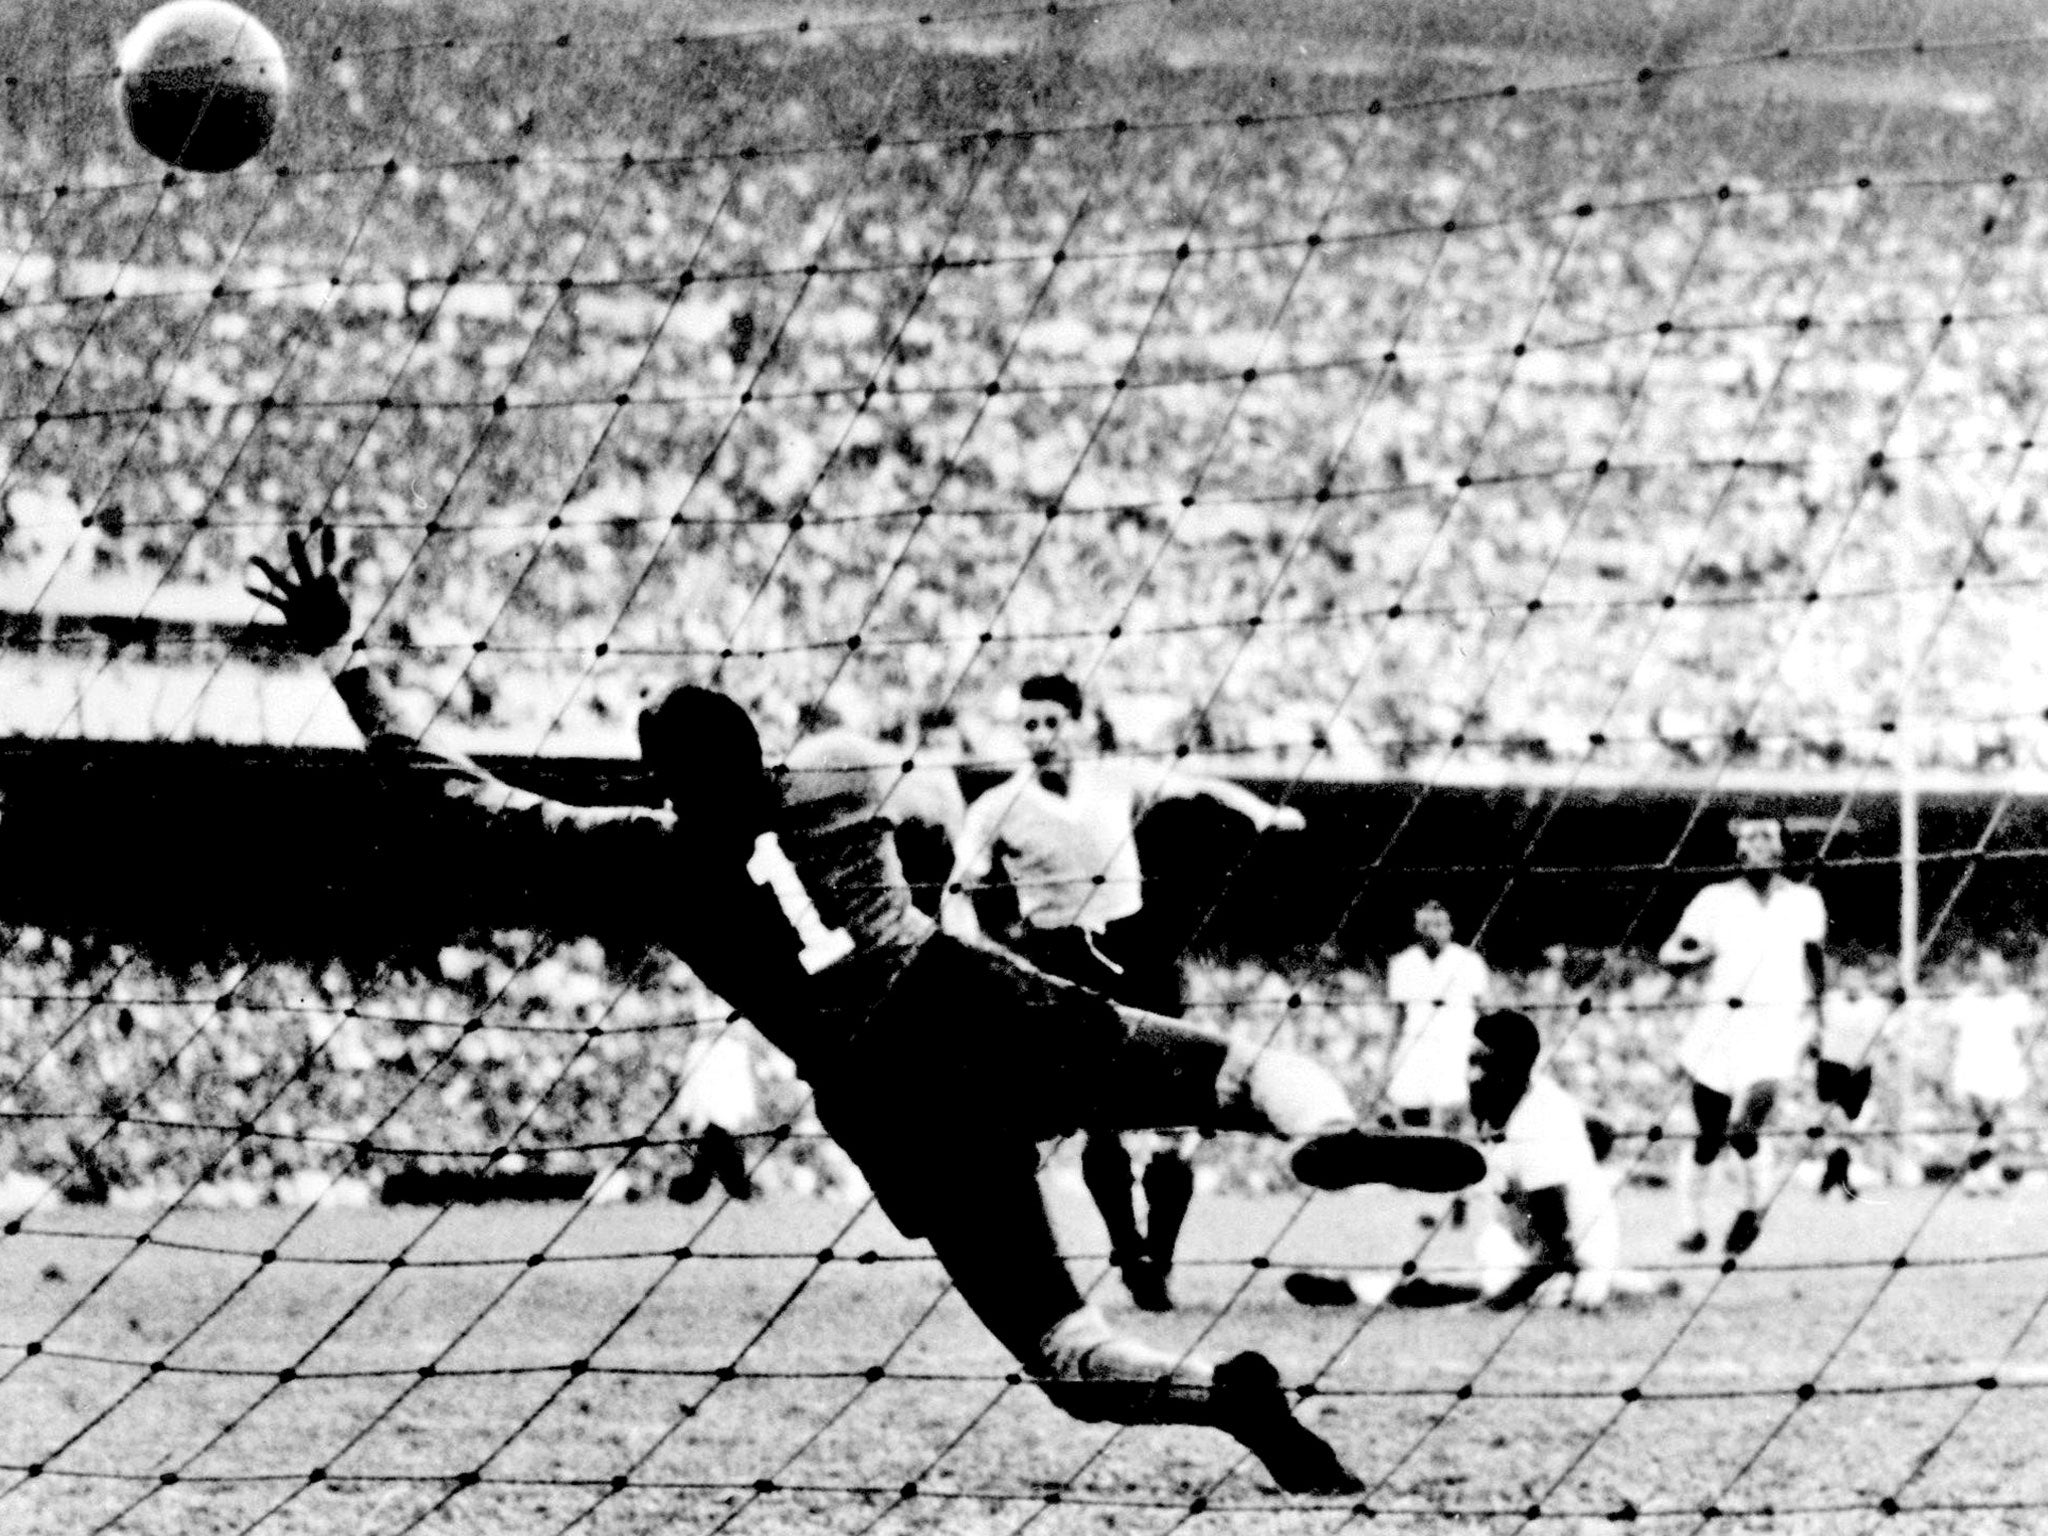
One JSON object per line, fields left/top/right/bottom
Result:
{"left": 5, "top": 1, "right": 2048, "bottom": 1530}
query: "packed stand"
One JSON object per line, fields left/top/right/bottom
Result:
{"left": 4, "top": 19, "right": 2048, "bottom": 772}
{"left": 0, "top": 925, "right": 853, "bottom": 1206}
{"left": 1, "top": 923, "right": 2039, "bottom": 1205}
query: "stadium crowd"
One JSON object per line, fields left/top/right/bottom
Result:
{"left": 4, "top": 26, "right": 2048, "bottom": 773}
{"left": 0, "top": 925, "right": 2038, "bottom": 1205}
{"left": 3, "top": 13, "right": 2047, "bottom": 1211}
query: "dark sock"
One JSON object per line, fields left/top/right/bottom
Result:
{"left": 1140, "top": 1149, "right": 1194, "bottom": 1271}
{"left": 1081, "top": 1132, "right": 1144, "bottom": 1267}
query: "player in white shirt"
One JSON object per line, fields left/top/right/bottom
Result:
{"left": 1282, "top": 900, "right": 1492, "bottom": 1306}
{"left": 1288, "top": 1011, "right": 1673, "bottom": 1312}
{"left": 1468, "top": 1010, "right": 1658, "bottom": 1310}
{"left": 1384, "top": 899, "right": 1491, "bottom": 1232}
{"left": 1947, "top": 949, "right": 2035, "bottom": 1193}
{"left": 1657, "top": 816, "right": 1827, "bottom": 1257}
{"left": 941, "top": 672, "right": 1306, "bottom": 1311}
{"left": 1384, "top": 900, "right": 1493, "bottom": 1128}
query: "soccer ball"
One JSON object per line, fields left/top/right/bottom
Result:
{"left": 117, "top": 1, "right": 288, "bottom": 174}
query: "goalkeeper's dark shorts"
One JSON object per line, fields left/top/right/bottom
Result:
{"left": 806, "top": 933, "right": 1227, "bottom": 1237}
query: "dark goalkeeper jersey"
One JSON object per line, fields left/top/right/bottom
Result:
{"left": 335, "top": 670, "right": 937, "bottom": 1061}
{"left": 773, "top": 730, "right": 939, "bottom": 958}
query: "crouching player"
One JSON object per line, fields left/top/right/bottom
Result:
{"left": 249, "top": 528, "right": 1486, "bottom": 1494}
{"left": 1464, "top": 1009, "right": 1668, "bottom": 1311}
{"left": 1292, "top": 1010, "right": 1670, "bottom": 1313}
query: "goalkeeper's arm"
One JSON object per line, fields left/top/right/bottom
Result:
{"left": 249, "top": 526, "right": 669, "bottom": 846}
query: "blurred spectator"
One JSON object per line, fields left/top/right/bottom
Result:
{"left": 4, "top": 32, "right": 2045, "bottom": 781}
{"left": 3, "top": 930, "right": 2045, "bottom": 1205}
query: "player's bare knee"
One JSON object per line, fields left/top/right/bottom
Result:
{"left": 1218, "top": 1044, "right": 1355, "bottom": 1138}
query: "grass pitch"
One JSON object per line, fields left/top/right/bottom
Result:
{"left": 4, "top": 1178, "right": 2048, "bottom": 1534}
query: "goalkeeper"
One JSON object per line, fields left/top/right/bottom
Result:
{"left": 249, "top": 529, "right": 1485, "bottom": 1496}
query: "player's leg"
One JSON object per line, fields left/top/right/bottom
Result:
{"left": 705, "top": 1123, "right": 755, "bottom": 1201}
{"left": 1096, "top": 936, "right": 1195, "bottom": 1309}
{"left": 1473, "top": 1216, "right": 1538, "bottom": 1304}
{"left": 1080, "top": 1007, "right": 1485, "bottom": 1194}
{"left": 1564, "top": 1202, "right": 1622, "bottom": 1311}
{"left": 1723, "top": 1081, "right": 1778, "bottom": 1255}
{"left": 1079, "top": 1128, "right": 1167, "bottom": 1310}
{"left": 1677, "top": 1079, "right": 1730, "bottom": 1253}
{"left": 1816, "top": 1059, "right": 1871, "bottom": 1200}
{"left": 1815, "top": 1058, "right": 1847, "bottom": 1196}
{"left": 1412, "top": 1104, "right": 1470, "bottom": 1230}
{"left": 1962, "top": 1094, "right": 2004, "bottom": 1192}
{"left": 1988, "top": 1096, "right": 2025, "bottom": 1189}
{"left": 668, "top": 1123, "right": 717, "bottom": 1204}
{"left": 1069, "top": 1004, "right": 1484, "bottom": 1312}
{"left": 674, "top": 1033, "right": 761, "bottom": 1203}
{"left": 672, "top": 1124, "right": 753, "bottom": 1203}
{"left": 920, "top": 1159, "right": 1363, "bottom": 1495}
{"left": 1138, "top": 1134, "right": 1196, "bottom": 1297}
{"left": 1012, "top": 929, "right": 1175, "bottom": 1307}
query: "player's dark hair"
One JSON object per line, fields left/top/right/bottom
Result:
{"left": 1473, "top": 1009, "right": 1541, "bottom": 1074}
{"left": 1019, "top": 672, "right": 1084, "bottom": 719}
{"left": 637, "top": 684, "right": 776, "bottom": 836}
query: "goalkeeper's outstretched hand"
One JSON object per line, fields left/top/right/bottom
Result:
{"left": 248, "top": 525, "right": 352, "bottom": 654}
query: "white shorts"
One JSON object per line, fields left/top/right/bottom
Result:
{"left": 1385, "top": 1035, "right": 1473, "bottom": 1112}
{"left": 1678, "top": 1003, "right": 1808, "bottom": 1098}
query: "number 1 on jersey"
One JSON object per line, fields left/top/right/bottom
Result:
{"left": 748, "top": 833, "right": 855, "bottom": 974}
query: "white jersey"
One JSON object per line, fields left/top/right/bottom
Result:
{"left": 1383, "top": 941, "right": 1490, "bottom": 1110}
{"left": 1471, "top": 1074, "right": 1623, "bottom": 1307}
{"left": 953, "top": 760, "right": 1148, "bottom": 932}
{"left": 1949, "top": 988, "right": 2034, "bottom": 1105}
{"left": 1670, "top": 875, "right": 1825, "bottom": 1094}
{"left": 1488, "top": 1075, "right": 1616, "bottom": 1256}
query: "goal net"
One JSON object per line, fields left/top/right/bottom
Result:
{"left": 4, "top": 0, "right": 2048, "bottom": 1530}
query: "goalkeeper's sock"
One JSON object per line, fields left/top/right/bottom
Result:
{"left": 1031, "top": 1310, "right": 1362, "bottom": 1495}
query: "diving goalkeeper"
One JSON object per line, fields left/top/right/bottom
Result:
{"left": 248, "top": 528, "right": 1485, "bottom": 1495}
